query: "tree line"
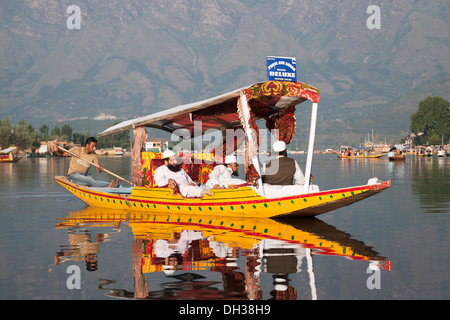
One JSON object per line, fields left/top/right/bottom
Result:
{"left": 409, "top": 97, "right": 450, "bottom": 146}
{"left": 0, "top": 118, "right": 130, "bottom": 152}
{"left": 2, "top": 97, "right": 448, "bottom": 152}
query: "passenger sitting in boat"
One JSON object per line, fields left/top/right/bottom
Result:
{"left": 53, "top": 137, "right": 118, "bottom": 188}
{"left": 262, "top": 141, "right": 305, "bottom": 186}
{"left": 205, "top": 155, "right": 246, "bottom": 189}
{"left": 154, "top": 150, "right": 211, "bottom": 197}
{"left": 388, "top": 147, "right": 396, "bottom": 158}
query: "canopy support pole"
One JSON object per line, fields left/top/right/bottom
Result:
{"left": 303, "top": 102, "right": 318, "bottom": 194}
{"left": 239, "top": 91, "right": 265, "bottom": 196}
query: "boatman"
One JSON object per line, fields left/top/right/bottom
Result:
{"left": 205, "top": 155, "right": 246, "bottom": 189}
{"left": 52, "top": 137, "right": 118, "bottom": 188}
{"left": 262, "top": 141, "right": 305, "bottom": 186}
{"left": 154, "top": 150, "right": 211, "bottom": 197}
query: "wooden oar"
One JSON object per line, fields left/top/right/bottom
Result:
{"left": 49, "top": 142, "right": 134, "bottom": 186}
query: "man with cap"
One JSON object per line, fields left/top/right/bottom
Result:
{"left": 262, "top": 141, "right": 305, "bottom": 186}
{"left": 205, "top": 154, "right": 246, "bottom": 189}
{"left": 154, "top": 149, "right": 211, "bottom": 197}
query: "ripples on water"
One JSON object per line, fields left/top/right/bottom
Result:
{"left": 0, "top": 155, "right": 449, "bottom": 300}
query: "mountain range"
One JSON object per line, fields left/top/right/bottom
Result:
{"left": 1, "top": 0, "right": 449, "bottom": 148}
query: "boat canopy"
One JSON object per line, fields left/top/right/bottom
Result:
{"left": 98, "top": 81, "right": 319, "bottom": 137}
{"left": 393, "top": 144, "right": 407, "bottom": 150}
{"left": 340, "top": 146, "right": 371, "bottom": 150}
{"left": 0, "top": 147, "right": 17, "bottom": 154}
{"left": 99, "top": 80, "right": 320, "bottom": 194}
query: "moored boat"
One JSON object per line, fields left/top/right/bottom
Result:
{"left": 0, "top": 147, "right": 21, "bottom": 163}
{"left": 55, "top": 80, "right": 390, "bottom": 218}
{"left": 415, "top": 146, "right": 427, "bottom": 157}
{"left": 437, "top": 149, "right": 446, "bottom": 157}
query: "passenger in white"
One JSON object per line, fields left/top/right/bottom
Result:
{"left": 154, "top": 150, "right": 211, "bottom": 197}
{"left": 206, "top": 155, "right": 246, "bottom": 189}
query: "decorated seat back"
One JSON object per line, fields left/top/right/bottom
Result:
{"left": 141, "top": 152, "right": 217, "bottom": 187}
{"left": 179, "top": 152, "right": 193, "bottom": 179}
{"left": 192, "top": 161, "right": 217, "bottom": 185}
{"left": 141, "top": 152, "right": 163, "bottom": 187}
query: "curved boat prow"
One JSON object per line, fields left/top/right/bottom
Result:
{"left": 275, "top": 178, "right": 391, "bottom": 218}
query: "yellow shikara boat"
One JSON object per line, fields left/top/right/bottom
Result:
{"left": 55, "top": 80, "right": 390, "bottom": 218}
{"left": 55, "top": 175, "right": 390, "bottom": 218}
{"left": 337, "top": 146, "right": 385, "bottom": 159}
{"left": 337, "top": 154, "right": 385, "bottom": 159}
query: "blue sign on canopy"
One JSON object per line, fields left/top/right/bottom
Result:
{"left": 266, "top": 56, "right": 297, "bottom": 81}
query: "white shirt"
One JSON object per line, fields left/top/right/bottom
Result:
{"left": 153, "top": 165, "right": 207, "bottom": 197}
{"left": 205, "top": 165, "right": 246, "bottom": 189}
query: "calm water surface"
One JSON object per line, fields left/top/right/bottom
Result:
{"left": 1, "top": 154, "right": 449, "bottom": 300}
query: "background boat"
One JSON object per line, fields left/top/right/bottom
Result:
{"left": 0, "top": 147, "right": 21, "bottom": 163}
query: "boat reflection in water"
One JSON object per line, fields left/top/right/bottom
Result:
{"left": 55, "top": 207, "right": 391, "bottom": 300}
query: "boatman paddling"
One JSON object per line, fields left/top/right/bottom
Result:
{"left": 52, "top": 137, "right": 118, "bottom": 188}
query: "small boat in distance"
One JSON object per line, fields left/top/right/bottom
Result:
{"left": 0, "top": 147, "right": 21, "bottom": 163}
{"left": 388, "top": 146, "right": 406, "bottom": 161}
{"left": 337, "top": 146, "right": 384, "bottom": 159}
{"left": 415, "top": 146, "right": 427, "bottom": 157}
{"left": 388, "top": 154, "right": 406, "bottom": 161}
{"left": 113, "top": 147, "right": 124, "bottom": 156}
{"left": 55, "top": 80, "right": 391, "bottom": 218}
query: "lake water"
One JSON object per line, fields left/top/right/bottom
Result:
{"left": 1, "top": 154, "right": 449, "bottom": 300}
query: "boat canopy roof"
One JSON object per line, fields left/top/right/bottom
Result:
{"left": 98, "top": 81, "right": 319, "bottom": 137}
{"left": 340, "top": 146, "right": 371, "bottom": 150}
{"left": 0, "top": 147, "right": 17, "bottom": 154}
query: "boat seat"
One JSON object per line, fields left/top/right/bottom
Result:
{"left": 191, "top": 161, "right": 217, "bottom": 185}
{"left": 142, "top": 158, "right": 165, "bottom": 187}
{"left": 141, "top": 155, "right": 219, "bottom": 198}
